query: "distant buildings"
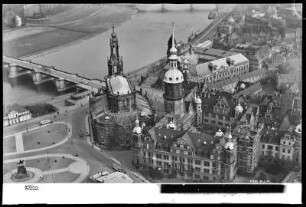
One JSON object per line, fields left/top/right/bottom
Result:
{"left": 3, "top": 104, "right": 32, "bottom": 127}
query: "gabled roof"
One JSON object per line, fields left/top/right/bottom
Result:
{"left": 183, "top": 132, "right": 217, "bottom": 158}
{"left": 150, "top": 127, "right": 186, "bottom": 145}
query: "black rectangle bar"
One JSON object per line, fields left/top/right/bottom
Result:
{"left": 161, "top": 184, "right": 285, "bottom": 194}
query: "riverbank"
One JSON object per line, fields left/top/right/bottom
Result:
{"left": 3, "top": 4, "right": 137, "bottom": 58}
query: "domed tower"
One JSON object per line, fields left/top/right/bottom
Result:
{"left": 235, "top": 102, "right": 243, "bottom": 118}
{"left": 182, "top": 58, "right": 191, "bottom": 83}
{"left": 163, "top": 23, "right": 185, "bottom": 116}
{"left": 222, "top": 125, "right": 237, "bottom": 181}
{"left": 132, "top": 117, "right": 144, "bottom": 166}
{"left": 194, "top": 92, "right": 202, "bottom": 127}
{"left": 107, "top": 25, "right": 124, "bottom": 76}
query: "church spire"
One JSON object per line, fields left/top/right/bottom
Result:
{"left": 170, "top": 22, "right": 177, "bottom": 55}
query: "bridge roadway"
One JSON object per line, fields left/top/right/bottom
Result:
{"left": 3, "top": 56, "right": 105, "bottom": 93}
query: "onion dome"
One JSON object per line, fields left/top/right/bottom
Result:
{"left": 183, "top": 58, "right": 189, "bottom": 68}
{"left": 235, "top": 102, "right": 244, "bottom": 113}
{"left": 194, "top": 95, "right": 202, "bottom": 104}
{"left": 228, "top": 16, "right": 235, "bottom": 23}
{"left": 164, "top": 68, "right": 184, "bottom": 84}
{"left": 295, "top": 122, "right": 301, "bottom": 134}
{"left": 167, "top": 120, "right": 176, "bottom": 130}
{"left": 224, "top": 140, "right": 234, "bottom": 150}
{"left": 240, "top": 83, "right": 246, "bottom": 89}
{"left": 133, "top": 117, "right": 142, "bottom": 134}
{"left": 215, "top": 129, "right": 224, "bottom": 137}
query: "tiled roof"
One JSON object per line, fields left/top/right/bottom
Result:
{"left": 183, "top": 132, "right": 217, "bottom": 158}
{"left": 261, "top": 128, "right": 282, "bottom": 145}
{"left": 150, "top": 127, "right": 186, "bottom": 145}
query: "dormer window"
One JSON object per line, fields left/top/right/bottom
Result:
{"left": 285, "top": 134, "right": 290, "bottom": 139}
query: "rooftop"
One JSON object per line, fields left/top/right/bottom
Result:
{"left": 107, "top": 75, "right": 133, "bottom": 95}
{"left": 196, "top": 53, "right": 248, "bottom": 76}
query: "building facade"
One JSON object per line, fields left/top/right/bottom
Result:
{"left": 3, "top": 104, "right": 32, "bottom": 127}
{"left": 195, "top": 53, "right": 249, "bottom": 85}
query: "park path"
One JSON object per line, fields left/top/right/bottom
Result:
{"left": 4, "top": 122, "right": 72, "bottom": 156}
{"left": 14, "top": 133, "right": 24, "bottom": 153}
{"left": 4, "top": 153, "right": 90, "bottom": 183}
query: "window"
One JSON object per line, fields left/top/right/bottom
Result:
{"left": 195, "top": 174, "right": 200, "bottom": 179}
{"left": 157, "top": 161, "right": 162, "bottom": 166}
{"left": 267, "top": 145, "right": 273, "bottom": 150}
{"left": 195, "top": 160, "right": 201, "bottom": 165}
{"left": 163, "top": 155, "right": 169, "bottom": 160}
{"left": 212, "top": 162, "right": 216, "bottom": 168}
{"left": 180, "top": 157, "right": 184, "bottom": 162}
{"left": 203, "top": 176, "right": 209, "bottom": 181}
{"left": 283, "top": 149, "right": 285, "bottom": 153}
{"left": 218, "top": 122, "right": 222, "bottom": 126}
{"left": 156, "top": 154, "right": 162, "bottom": 159}
{"left": 195, "top": 167, "right": 201, "bottom": 172}
{"left": 172, "top": 156, "right": 177, "bottom": 161}
{"left": 288, "top": 149, "right": 291, "bottom": 154}
{"left": 275, "top": 146, "right": 279, "bottom": 151}
{"left": 204, "top": 169, "right": 210, "bottom": 174}
{"left": 262, "top": 145, "right": 265, "bottom": 149}
{"left": 212, "top": 120, "right": 216, "bottom": 124}
{"left": 288, "top": 142, "right": 291, "bottom": 146}
{"left": 188, "top": 158, "right": 192, "bottom": 164}
{"left": 204, "top": 119, "right": 208, "bottom": 123}
{"left": 204, "top": 161, "right": 210, "bottom": 167}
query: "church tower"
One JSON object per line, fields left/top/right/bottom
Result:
{"left": 194, "top": 91, "right": 202, "bottom": 127}
{"left": 163, "top": 23, "right": 185, "bottom": 116}
{"left": 107, "top": 25, "right": 124, "bottom": 76}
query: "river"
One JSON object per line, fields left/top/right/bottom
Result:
{"left": 4, "top": 10, "right": 212, "bottom": 106}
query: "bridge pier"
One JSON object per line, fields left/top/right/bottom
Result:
{"left": 32, "top": 71, "right": 54, "bottom": 85}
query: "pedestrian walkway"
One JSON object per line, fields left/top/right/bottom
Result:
{"left": 15, "top": 133, "right": 24, "bottom": 153}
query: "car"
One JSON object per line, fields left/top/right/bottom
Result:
{"left": 39, "top": 120, "right": 52, "bottom": 126}
{"left": 80, "top": 80, "right": 88, "bottom": 84}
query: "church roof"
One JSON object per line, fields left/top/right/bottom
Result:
{"left": 107, "top": 75, "right": 133, "bottom": 95}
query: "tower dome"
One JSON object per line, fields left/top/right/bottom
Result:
{"left": 295, "top": 122, "right": 301, "bottom": 134}
{"left": 215, "top": 129, "right": 224, "bottom": 137}
{"left": 194, "top": 95, "right": 202, "bottom": 104}
{"left": 224, "top": 140, "right": 234, "bottom": 150}
{"left": 235, "top": 102, "right": 244, "bottom": 113}
{"left": 133, "top": 117, "right": 142, "bottom": 134}
{"left": 228, "top": 16, "right": 235, "bottom": 23}
{"left": 167, "top": 120, "right": 177, "bottom": 130}
{"left": 164, "top": 68, "right": 184, "bottom": 84}
{"left": 240, "top": 83, "right": 246, "bottom": 89}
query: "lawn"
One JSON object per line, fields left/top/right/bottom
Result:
{"left": 25, "top": 157, "right": 75, "bottom": 172}
{"left": 22, "top": 123, "right": 68, "bottom": 151}
{"left": 38, "top": 171, "right": 79, "bottom": 183}
{"left": 3, "top": 136, "right": 16, "bottom": 154}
